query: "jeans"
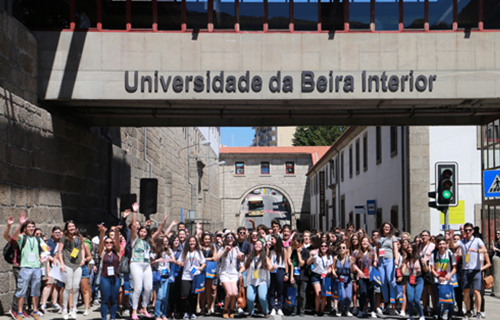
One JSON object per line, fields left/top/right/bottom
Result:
{"left": 378, "top": 258, "right": 397, "bottom": 304}
{"left": 338, "top": 281, "right": 353, "bottom": 314}
{"left": 358, "top": 278, "right": 375, "bottom": 313}
{"left": 247, "top": 283, "right": 269, "bottom": 315}
{"left": 100, "top": 276, "right": 120, "bottom": 320}
{"left": 407, "top": 276, "right": 424, "bottom": 318}
{"left": 16, "top": 268, "right": 42, "bottom": 298}
{"left": 154, "top": 279, "right": 171, "bottom": 318}
{"left": 268, "top": 268, "right": 285, "bottom": 310}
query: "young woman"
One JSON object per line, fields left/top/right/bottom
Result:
{"left": 199, "top": 233, "right": 217, "bottom": 315}
{"left": 249, "top": 230, "right": 261, "bottom": 247}
{"left": 129, "top": 203, "right": 160, "bottom": 320}
{"left": 375, "top": 222, "right": 399, "bottom": 315}
{"left": 353, "top": 237, "right": 377, "bottom": 318}
{"left": 333, "top": 243, "right": 353, "bottom": 316}
{"left": 398, "top": 239, "right": 409, "bottom": 317}
{"left": 177, "top": 236, "right": 206, "bottom": 320}
{"left": 152, "top": 236, "right": 176, "bottom": 320}
{"left": 419, "top": 230, "right": 436, "bottom": 316}
{"left": 169, "top": 234, "right": 183, "bottom": 319}
{"left": 349, "top": 234, "right": 360, "bottom": 315}
{"left": 97, "top": 224, "right": 121, "bottom": 320}
{"left": 450, "top": 233, "right": 464, "bottom": 316}
{"left": 239, "top": 238, "right": 273, "bottom": 317}
{"left": 58, "top": 220, "right": 86, "bottom": 320}
{"left": 401, "top": 242, "right": 429, "bottom": 320}
{"left": 79, "top": 228, "right": 92, "bottom": 316}
{"left": 289, "top": 234, "right": 310, "bottom": 317}
{"left": 307, "top": 240, "right": 333, "bottom": 316}
{"left": 267, "top": 234, "right": 287, "bottom": 316}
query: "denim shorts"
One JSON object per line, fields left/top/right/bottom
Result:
{"left": 311, "top": 273, "right": 322, "bottom": 285}
{"left": 16, "top": 268, "right": 42, "bottom": 298}
{"left": 462, "top": 270, "right": 481, "bottom": 291}
{"left": 81, "top": 265, "right": 90, "bottom": 279}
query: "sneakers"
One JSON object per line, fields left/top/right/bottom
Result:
{"left": 480, "top": 312, "right": 487, "bottom": 318}
{"left": 122, "top": 309, "right": 130, "bottom": 317}
{"left": 22, "top": 311, "right": 30, "bottom": 319}
{"left": 346, "top": 311, "right": 353, "bottom": 317}
{"left": 37, "top": 311, "right": 44, "bottom": 318}
{"left": 358, "top": 311, "right": 366, "bottom": 318}
{"left": 376, "top": 308, "right": 384, "bottom": 316}
{"left": 183, "top": 313, "right": 190, "bottom": 319}
{"left": 83, "top": 310, "right": 90, "bottom": 316}
{"left": 270, "top": 309, "right": 276, "bottom": 316}
{"left": 419, "top": 317, "right": 426, "bottom": 320}
{"left": 10, "top": 310, "right": 17, "bottom": 320}
{"left": 370, "top": 312, "right": 377, "bottom": 318}
{"left": 190, "top": 315, "right": 197, "bottom": 319}
{"left": 62, "top": 310, "right": 69, "bottom": 320}
{"left": 70, "top": 309, "right": 77, "bottom": 319}
{"left": 31, "top": 312, "right": 41, "bottom": 320}
{"left": 40, "top": 305, "right": 46, "bottom": 313}
{"left": 442, "top": 310, "right": 449, "bottom": 320}
{"left": 277, "top": 310, "right": 284, "bottom": 316}
{"left": 400, "top": 310, "right": 407, "bottom": 317}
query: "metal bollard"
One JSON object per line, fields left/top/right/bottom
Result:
{"left": 493, "top": 255, "right": 500, "bottom": 296}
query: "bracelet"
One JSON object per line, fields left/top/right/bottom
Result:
{"left": 285, "top": 272, "right": 289, "bottom": 277}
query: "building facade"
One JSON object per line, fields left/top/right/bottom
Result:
{"left": 252, "top": 127, "right": 297, "bottom": 146}
{"left": 307, "top": 126, "right": 481, "bottom": 236}
{"left": 219, "top": 146, "right": 329, "bottom": 230}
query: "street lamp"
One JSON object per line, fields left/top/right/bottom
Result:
{"left": 207, "top": 161, "right": 226, "bottom": 231}
{"left": 222, "top": 168, "right": 234, "bottom": 230}
{"left": 178, "top": 140, "right": 211, "bottom": 157}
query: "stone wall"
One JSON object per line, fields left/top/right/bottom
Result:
{"left": 0, "top": 9, "right": 221, "bottom": 313}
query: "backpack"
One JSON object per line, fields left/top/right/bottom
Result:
{"left": 3, "top": 235, "right": 40, "bottom": 264}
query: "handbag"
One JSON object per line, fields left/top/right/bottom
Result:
{"left": 450, "top": 273, "right": 459, "bottom": 288}
{"left": 237, "top": 278, "right": 246, "bottom": 308}
{"left": 438, "top": 284, "right": 454, "bottom": 304}
{"left": 322, "top": 277, "right": 332, "bottom": 297}
{"left": 153, "top": 270, "right": 162, "bottom": 283}
{"left": 191, "top": 273, "right": 206, "bottom": 294}
{"left": 397, "top": 285, "right": 404, "bottom": 303}
{"left": 370, "top": 267, "right": 382, "bottom": 287}
{"left": 423, "top": 270, "right": 434, "bottom": 286}
{"left": 206, "top": 261, "right": 217, "bottom": 279}
{"left": 285, "top": 286, "right": 297, "bottom": 307}
{"left": 483, "top": 274, "right": 494, "bottom": 289}
{"left": 118, "top": 256, "right": 130, "bottom": 275}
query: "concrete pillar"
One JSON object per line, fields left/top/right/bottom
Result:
{"left": 493, "top": 255, "right": 500, "bottom": 296}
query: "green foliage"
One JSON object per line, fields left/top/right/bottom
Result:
{"left": 292, "top": 126, "right": 346, "bottom": 146}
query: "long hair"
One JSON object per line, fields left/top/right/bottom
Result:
{"left": 222, "top": 232, "right": 237, "bottom": 258}
{"left": 181, "top": 236, "right": 201, "bottom": 261}
{"left": 379, "top": 221, "right": 395, "bottom": 238}
{"left": 350, "top": 233, "right": 360, "bottom": 252}
{"left": 63, "top": 220, "right": 82, "bottom": 243}
{"left": 405, "top": 242, "right": 420, "bottom": 262}
{"left": 319, "top": 241, "right": 333, "bottom": 259}
{"left": 310, "top": 234, "right": 322, "bottom": 250}
{"left": 269, "top": 234, "right": 285, "bottom": 264}
{"left": 169, "top": 234, "right": 180, "bottom": 251}
{"left": 245, "top": 240, "right": 268, "bottom": 270}
{"left": 154, "top": 236, "right": 166, "bottom": 258}
{"left": 137, "top": 226, "right": 156, "bottom": 253}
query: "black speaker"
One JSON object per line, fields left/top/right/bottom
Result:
{"left": 120, "top": 194, "right": 137, "bottom": 212}
{"left": 139, "top": 178, "right": 158, "bottom": 218}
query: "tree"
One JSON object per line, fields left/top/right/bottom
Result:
{"left": 292, "top": 126, "right": 346, "bottom": 146}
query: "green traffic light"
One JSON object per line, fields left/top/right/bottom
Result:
{"left": 442, "top": 190, "right": 452, "bottom": 199}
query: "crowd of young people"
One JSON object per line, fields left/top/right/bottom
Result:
{"left": 3, "top": 205, "right": 497, "bottom": 320}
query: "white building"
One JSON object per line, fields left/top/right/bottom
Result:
{"left": 307, "top": 126, "right": 481, "bottom": 236}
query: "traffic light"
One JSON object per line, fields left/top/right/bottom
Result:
{"left": 435, "top": 162, "right": 458, "bottom": 207}
{"left": 428, "top": 191, "right": 437, "bottom": 208}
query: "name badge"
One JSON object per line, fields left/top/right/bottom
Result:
{"left": 107, "top": 266, "right": 115, "bottom": 276}
{"left": 379, "top": 248, "right": 385, "bottom": 257}
{"left": 41, "top": 267, "right": 46, "bottom": 276}
{"left": 465, "top": 253, "right": 470, "bottom": 263}
{"left": 363, "top": 268, "right": 369, "bottom": 278}
{"left": 161, "top": 268, "right": 168, "bottom": 275}
{"left": 190, "top": 267, "right": 197, "bottom": 274}
{"left": 70, "top": 248, "right": 80, "bottom": 258}
{"left": 272, "top": 265, "right": 277, "bottom": 273}
{"left": 396, "top": 268, "right": 402, "bottom": 278}
{"left": 28, "top": 252, "right": 36, "bottom": 262}
{"left": 253, "top": 269, "right": 259, "bottom": 279}
{"left": 340, "top": 276, "right": 345, "bottom": 283}
{"left": 144, "top": 250, "right": 150, "bottom": 260}
{"left": 321, "top": 273, "right": 327, "bottom": 278}
{"left": 294, "top": 267, "right": 300, "bottom": 275}
{"left": 439, "top": 271, "right": 447, "bottom": 278}
{"left": 409, "top": 275, "right": 416, "bottom": 285}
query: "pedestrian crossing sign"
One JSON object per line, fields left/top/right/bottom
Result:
{"left": 484, "top": 169, "right": 500, "bottom": 198}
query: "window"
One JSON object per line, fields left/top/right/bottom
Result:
{"left": 355, "top": 139, "right": 360, "bottom": 175}
{"left": 355, "top": 212, "right": 360, "bottom": 230}
{"left": 376, "top": 126, "right": 382, "bottom": 165}
{"left": 341, "top": 152, "right": 344, "bottom": 181}
{"left": 429, "top": 0, "right": 453, "bottom": 30}
{"left": 363, "top": 133, "right": 368, "bottom": 172}
{"left": 261, "top": 162, "right": 270, "bottom": 174}
{"left": 235, "top": 162, "right": 245, "bottom": 175}
{"left": 403, "top": 0, "right": 425, "bottom": 29}
{"left": 349, "top": 145, "right": 353, "bottom": 178}
{"left": 391, "top": 206, "right": 399, "bottom": 229}
{"left": 390, "top": 126, "right": 398, "bottom": 157}
{"left": 340, "top": 195, "right": 345, "bottom": 228}
{"left": 376, "top": 208, "right": 383, "bottom": 229}
{"left": 329, "top": 159, "right": 335, "bottom": 184}
{"left": 286, "top": 161, "right": 295, "bottom": 174}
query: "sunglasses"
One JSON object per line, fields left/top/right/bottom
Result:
{"left": 216, "top": 234, "right": 222, "bottom": 237}
{"left": 227, "top": 236, "right": 234, "bottom": 240}
{"left": 105, "top": 241, "right": 114, "bottom": 244}
{"left": 321, "top": 245, "right": 328, "bottom": 248}
{"left": 465, "top": 229, "right": 473, "bottom": 232}
{"left": 251, "top": 234, "right": 258, "bottom": 237}
{"left": 340, "top": 246, "right": 346, "bottom": 249}
{"left": 239, "top": 232, "right": 246, "bottom": 235}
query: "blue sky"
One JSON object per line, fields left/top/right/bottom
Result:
{"left": 221, "top": 127, "right": 255, "bottom": 147}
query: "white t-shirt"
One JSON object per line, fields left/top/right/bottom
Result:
{"left": 270, "top": 250, "right": 286, "bottom": 269}
{"left": 457, "top": 237, "right": 485, "bottom": 271}
{"left": 158, "top": 251, "right": 175, "bottom": 274}
{"left": 246, "top": 258, "right": 271, "bottom": 287}
{"left": 220, "top": 247, "right": 241, "bottom": 275}
{"left": 430, "top": 249, "right": 456, "bottom": 285}
{"left": 179, "top": 250, "right": 206, "bottom": 281}
{"left": 311, "top": 254, "right": 333, "bottom": 275}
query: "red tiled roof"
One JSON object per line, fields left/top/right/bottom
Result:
{"left": 220, "top": 146, "right": 331, "bottom": 165}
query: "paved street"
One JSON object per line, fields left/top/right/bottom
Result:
{"left": 2, "top": 293, "right": 500, "bottom": 320}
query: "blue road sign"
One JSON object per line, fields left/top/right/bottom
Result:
{"left": 484, "top": 169, "right": 500, "bottom": 198}
{"left": 367, "top": 200, "right": 376, "bottom": 215}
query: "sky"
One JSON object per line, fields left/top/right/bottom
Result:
{"left": 220, "top": 127, "right": 254, "bottom": 147}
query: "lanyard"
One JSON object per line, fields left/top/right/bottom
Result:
{"left": 28, "top": 236, "right": 35, "bottom": 251}
{"left": 464, "top": 237, "right": 476, "bottom": 254}
{"left": 321, "top": 255, "right": 328, "bottom": 270}
{"left": 380, "top": 237, "right": 388, "bottom": 247}
{"left": 421, "top": 243, "right": 431, "bottom": 256}
{"left": 228, "top": 249, "right": 234, "bottom": 266}
{"left": 254, "top": 257, "right": 258, "bottom": 269}
{"left": 108, "top": 251, "right": 114, "bottom": 264}
{"left": 410, "top": 259, "right": 418, "bottom": 275}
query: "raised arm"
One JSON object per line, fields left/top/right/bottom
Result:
{"left": 12, "top": 213, "right": 27, "bottom": 241}
{"left": 152, "top": 213, "right": 168, "bottom": 240}
{"left": 98, "top": 224, "right": 107, "bottom": 257}
{"left": 165, "top": 219, "right": 178, "bottom": 237}
{"left": 131, "top": 202, "right": 139, "bottom": 241}
{"left": 247, "top": 218, "right": 256, "bottom": 231}
{"left": 3, "top": 216, "right": 14, "bottom": 241}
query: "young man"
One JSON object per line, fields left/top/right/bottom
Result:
{"left": 289, "top": 235, "right": 310, "bottom": 316}
{"left": 282, "top": 224, "right": 292, "bottom": 248}
{"left": 271, "top": 219, "right": 281, "bottom": 236}
{"left": 346, "top": 222, "right": 355, "bottom": 236}
{"left": 303, "top": 231, "right": 311, "bottom": 249}
{"left": 430, "top": 237, "right": 457, "bottom": 320}
{"left": 448, "top": 223, "right": 487, "bottom": 320}
{"left": 40, "top": 226, "right": 63, "bottom": 312}
{"left": 11, "top": 214, "right": 50, "bottom": 320}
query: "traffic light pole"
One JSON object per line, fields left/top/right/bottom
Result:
{"left": 443, "top": 207, "right": 449, "bottom": 232}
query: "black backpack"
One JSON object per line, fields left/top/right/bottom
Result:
{"left": 2, "top": 236, "right": 40, "bottom": 264}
